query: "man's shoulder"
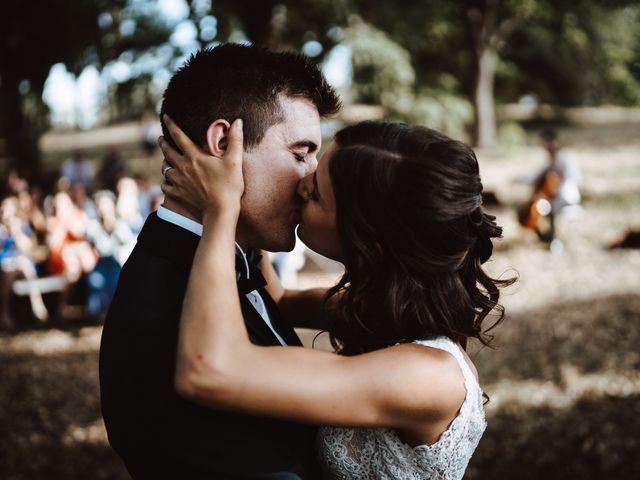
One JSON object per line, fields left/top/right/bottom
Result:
{"left": 134, "top": 212, "right": 201, "bottom": 270}
{"left": 114, "top": 244, "right": 189, "bottom": 301}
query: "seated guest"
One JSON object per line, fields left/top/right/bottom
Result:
{"left": 46, "top": 192, "right": 97, "bottom": 318}
{"left": 0, "top": 196, "right": 49, "bottom": 329}
{"left": 61, "top": 150, "right": 94, "bottom": 191}
{"left": 116, "top": 177, "right": 144, "bottom": 235}
{"left": 86, "top": 191, "right": 134, "bottom": 315}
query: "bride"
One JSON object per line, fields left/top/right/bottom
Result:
{"left": 159, "top": 116, "right": 512, "bottom": 479}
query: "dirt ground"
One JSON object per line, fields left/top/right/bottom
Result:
{"left": 1, "top": 118, "right": 639, "bottom": 479}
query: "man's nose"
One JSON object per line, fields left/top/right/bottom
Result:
{"left": 306, "top": 155, "right": 318, "bottom": 175}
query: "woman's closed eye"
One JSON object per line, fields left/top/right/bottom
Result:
{"left": 308, "top": 186, "right": 319, "bottom": 202}
{"left": 307, "top": 172, "right": 320, "bottom": 202}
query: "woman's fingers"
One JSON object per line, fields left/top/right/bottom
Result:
{"left": 160, "top": 155, "right": 180, "bottom": 198}
{"left": 161, "top": 159, "right": 173, "bottom": 178}
{"left": 157, "top": 115, "right": 244, "bottom": 213}
{"left": 162, "top": 114, "right": 200, "bottom": 157}
{"left": 158, "top": 136, "right": 186, "bottom": 172}
{"left": 162, "top": 167, "right": 176, "bottom": 188}
{"left": 225, "top": 119, "right": 244, "bottom": 165}
{"left": 160, "top": 178, "right": 178, "bottom": 200}
{"left": 221, "top": 119, "right": 245, "bottom": 198}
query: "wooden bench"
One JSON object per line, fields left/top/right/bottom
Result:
{"left": 12, "top": 276, "right": 66, "bottom": 296}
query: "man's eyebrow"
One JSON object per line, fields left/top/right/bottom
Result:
{"left": 289, "top": 140, "right": 319, "bottom": 152}
{"left": 312, "top": 172, "right": 322, "bottom": 201}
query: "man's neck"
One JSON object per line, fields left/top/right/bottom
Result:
{"left": 162, "top": 198, "right": 200, "bottom": 223}
{"left": 161, "top": 199, "right": 251, "bottom": 251}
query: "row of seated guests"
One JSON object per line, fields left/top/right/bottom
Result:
{"left": 0, "top": 170, "right": 163, "bottom": 331}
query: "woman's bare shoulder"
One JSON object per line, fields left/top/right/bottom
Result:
{"left": 371, "top": 342, "right": 468, "bottom": 419}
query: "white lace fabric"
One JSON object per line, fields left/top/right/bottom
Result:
{"left": 316, "top": 337, "right": 487, "bottom": 479}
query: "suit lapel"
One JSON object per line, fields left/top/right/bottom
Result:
{"left": 239, "top": 294, "right": 285, "bottom": 346}
{"left": 259, "top": 288, "right": 303, "bottom": 347}
{"left": 136, "top": 212, "right": 301, "bottom": 347}
{"left": 136, "top": 212, "right": 200, "bottom": 271}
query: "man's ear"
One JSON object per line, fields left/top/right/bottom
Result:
{"left": 205, "top": 119, "right": 231, "bottom": 156}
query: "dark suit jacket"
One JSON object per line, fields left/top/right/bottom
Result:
{"left": 99, "top": 213, "right": 318, "bottom": 479}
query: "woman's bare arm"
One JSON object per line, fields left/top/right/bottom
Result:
{"left": 258, "top": 252, "right": 333, "bottom": 330}
{"left": 175, "top": 213, "right": 463, "bottom": 428}
{"left": 161, "top": 115, "right": 465, "bottom": 431}
{"left": 278, "top": 287, "right": 331, "bottom": 330}
{"left": 257, "top": 252, "right": 285, "bottom": 302}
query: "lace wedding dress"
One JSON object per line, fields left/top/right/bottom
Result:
{"left": 316, "top": 337, "right": 486, "bottom": 479}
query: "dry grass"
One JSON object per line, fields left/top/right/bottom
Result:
{"left": 467, "top": 123, "right": 640, "bottom": 479}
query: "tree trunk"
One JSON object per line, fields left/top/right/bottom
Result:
{"left": 473, "top": 46, "right": 497, "bottom": 147}
{"left": 0, "top": 70, "right": 41, "bottom": 176}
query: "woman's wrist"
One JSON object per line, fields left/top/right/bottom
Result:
{"left": 201, "top": 206, "right": 240, "bottom": 228}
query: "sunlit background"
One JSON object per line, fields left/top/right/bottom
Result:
{"left": 1, "top": 0, "right": 640, "bottom": 479}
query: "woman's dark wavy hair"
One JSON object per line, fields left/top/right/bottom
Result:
{"left": 325, "top": 121, "right": 515, "bottom": 355}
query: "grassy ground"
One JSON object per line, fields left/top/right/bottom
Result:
{"left": 1, "top": 117, "right": 639, "bottom": 479}
{"left": 462, "top": 124, "right": 640, "bottom": 478}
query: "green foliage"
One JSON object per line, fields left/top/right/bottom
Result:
{"left": 400, "top": 92, "right": 474, "bottom": 141}
{"left": 349, "top": 0, "right": 470, "bottom": 93}
{"left": 115, "top": 1, "right": 175, "bottom": 53}
{"left": 343, "top": 17, "right": 473, "bottom": 138}
{"left": 497, "top": 120, "right": 527, "bottom": 147}
{"left": 595, "top": 6, "right": 640, "bottom": 104}
{"left": 208, "top": 0, "right": 350, "bottom": 58}
{"left": 3, "top": 0, "right": 640, "bottom": 169}
{"left": 349, "top": 0, "right": 640, "bottom": 111}
{"left": 501, "top": 2, "right": 640, "bottom": 105}
{"left": 109, "top": 74, "right": 157, "bottom": 121}
{"left": 0, "top": 0, "right": 128, "bottom": 172}
{"left": 343, "top": 17, "right": 415, "bottom": 105}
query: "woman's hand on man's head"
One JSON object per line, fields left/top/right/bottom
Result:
{"left": 159, "top": 115, "right": 245, "bottom": 219}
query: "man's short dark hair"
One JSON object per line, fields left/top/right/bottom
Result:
{"left": 160, "top": 43, "right": 341, "bottom": 151}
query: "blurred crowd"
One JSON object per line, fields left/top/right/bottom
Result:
{"left": 0, "top": 150, "right": 163, "bottom": 331}
{"left": 0, "top": 129, "right": 593, "bottom": 331}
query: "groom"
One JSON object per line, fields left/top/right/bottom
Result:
{"left": 99, "top": 44, "right": 340, "bottom": 479}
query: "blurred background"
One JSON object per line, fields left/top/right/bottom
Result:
{"left": 1, "top": 0, "right": 639, "bottom": 478}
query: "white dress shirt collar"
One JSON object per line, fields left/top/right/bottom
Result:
{"left": 155, "top": 206, "right": 285, "bottom": 345}
{"left": 157, "top": 205, "right": 203, "bottom": 236}
{"left": 156, "top": 205, "right": 250, "bottom": 278}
